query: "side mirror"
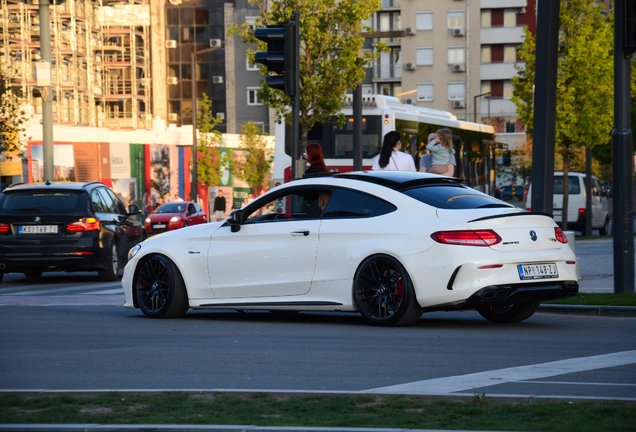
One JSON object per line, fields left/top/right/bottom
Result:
{"left": 127, "top": 204, "right": 142, "bottom": 216}
{"left": 227, "top": 209, "right": 242, "bottom": 232}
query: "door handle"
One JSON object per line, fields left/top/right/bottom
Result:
{"left": 291, "top": 230, "right": 310, "bottom": 236}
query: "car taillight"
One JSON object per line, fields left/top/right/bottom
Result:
{"left": 431, "top": 230, "right": 502, "bottom": 246}
{"left": 0, "top": 223, "right": 10, "bottom": 234}
{"left": 527, "top": 208, "right": 531, "bottom": 212}
{"left": 66, "top": 217, "right": 100, "bottom": 233}
{"left": 555, "top": 227, "right": 568, "bottom": 243}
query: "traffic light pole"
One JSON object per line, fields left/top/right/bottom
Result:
{"left": 290, "top": 11, "right": 301, "bottom": 180}
{"left": 612, "top": 0, "right": 634, "bottom": 294}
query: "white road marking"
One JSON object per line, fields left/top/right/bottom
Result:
{"left": 80, "top": 288, "right": 123, "bottom": 295}
{"left": 365, "top": 350, "right": 636, "bottom": 395}
{"left": 0, "top": 282, "right": 121, "bottom": 296}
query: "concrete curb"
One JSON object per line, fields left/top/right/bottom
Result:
{"left": 538, "top": 304, "right": 636, "bottom": 317}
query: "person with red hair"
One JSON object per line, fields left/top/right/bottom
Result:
{"left": 303, "top": 143, "right": 329, "bottom": 175}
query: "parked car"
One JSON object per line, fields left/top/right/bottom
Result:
{"left": 144, "top": 201, "right": 207, "bottom": 235}
{"left": 123, "top": 171, "right": 578, "bottom": 326}
{"left": 499, "top": 185, "right": 525, "bottom": 202}
{"left": 0, "top": 181, "right": 145, "bottom": 283}
{"left": 526, "top": 172, "right": 611, "bottom": 235}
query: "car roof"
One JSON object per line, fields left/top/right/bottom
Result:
{"left": 3, "top": 181, "right": 105, "bottom": 193}
{"left": 331, "top": 171, "right": 464, "bottom": 191}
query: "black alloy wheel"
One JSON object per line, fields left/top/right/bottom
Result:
{"left": 134, "top": 254, "right": 188, "bottom": 318}
{"left": 476, "top": 302, "right": 540, "bottom": 323}
{"left": 353, "top": 254, "right": 423, "bottom": 327}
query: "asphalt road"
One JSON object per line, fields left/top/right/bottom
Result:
{"left": 0, "top": 238, "right": 635, "bottom": 401}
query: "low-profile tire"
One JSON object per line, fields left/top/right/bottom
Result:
{"left": 98, "top": 242, "right": 119, "bottom": 281}
{"left": 599, "top": 216, "right": 610, "bottom": 236}
{"left": 24, "top": 269, "right": 43, "bottom": 278}
{"left": 134, "top": 254, "right": 189, "bottom": 318}
{"left": 353, "top": 254, "right": 423, "bottom": 327}
{"left": 476, "top": 302, "right": 540, "bottom": 323}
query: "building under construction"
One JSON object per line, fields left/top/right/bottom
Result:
{"left": 0, "top": 0, "right": 153, "bottom": 130}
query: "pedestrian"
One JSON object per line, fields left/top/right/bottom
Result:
{"left": 213, "top": 190, "right": 226, "bottom": 221}
{"left": 371, "top": 130, "right": 416, "bottom": 171}
{"left": 419, "top": 132, "right": 457, "bottom": 176}
{"left": 303, "top": 143, "right": 329, "bottom": 175}
{"left": 173, "top": 193, "right": 184, "bottom": 202}
{"left": 425, "top": 128, "right": 455, "bottom": 174}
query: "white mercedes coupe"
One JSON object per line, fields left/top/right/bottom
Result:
{"left": 122, "top": 171, "right": 578, "bottom": 326}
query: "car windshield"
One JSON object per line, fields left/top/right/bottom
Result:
{"left": 0, "top": 191, "right": 87, "bottom": 213}
{"left": 155, "top": 203, "right": 185, "bottom": 213}
{"left": 403, "top": 184, "right": 513, "bottom": 209}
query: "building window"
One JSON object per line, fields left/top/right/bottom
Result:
{"left": 416, "top": 11, "right": 433, "bottom": 30}
{"left": 481, "top": 82, "right": 491, "bottom": 95}
{"left": 481, "top": 46, "right": 491, "bottom": 64}
{"left": 481, "top": 10, "right": 491, "bottom": 28}
{"left": 447, "top": 47, "right": 465, "bottom": 64}
{"left": 448, "top": 10, "right": 465, "bottom": 29}
{"left": 247, "top": 58, "right": 259, "bottom": 71}
{"left": 247, "top": 87, "right": 262, "bottom": 105}
{"left": 416, "top": 47, "right": 434, "bottom": 65}
{"left": 245, "top": 16, "right": 256, "bottom": 30}
{"left": 362, "top": 84, "right": 374, "bottom": 94}
{"left": 505, "top": 119, "right": 517, "bottom": 133}
{"left": 417, "top": 83, "right": 434, "bottom": 101}
{"left": 504, "top": 80, "right": 513, "bottom": 99}
{"left": 448, "top": 82, "right": 465, "bottom": 100}
{"left": 504, "top": 9, "right": 517, "bottom": 27}
{"left": 504, "top": 45, "right": 516, "bottom": 63}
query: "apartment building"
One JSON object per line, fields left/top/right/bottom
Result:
{"left": 364, "top": 0, "right": 535, "bottom": 140}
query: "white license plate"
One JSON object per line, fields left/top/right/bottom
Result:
{"left": 153, "top": 224, "right": 166, "bottom": 229}
{"left": 518, "top": 263, "right": 558, "bottom": 280}
{"left": 19, "top": 225, "right": 58, "bottom": 234}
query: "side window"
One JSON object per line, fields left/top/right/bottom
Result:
{"left": 243, "top": 189, "right": 330, "bottom": 224}
{"left": 592, "top": 179, "right": 601, "bottom": 197}
{"left": 91, "top": 190, "right": 107, "bottom": 213}
{"left": 187, "top": 203, "right": 196, "bottom": 214}
{"left": 194, "top": 203, "right": 202, "bottom": 212}
{"left": 323, "top": 189, "right": 396, "bottom": 219}
{"left": 105, "top": 187, "right": 127, "bottom": 214}
{"left": 96, "top": 188, "right": 116, "bottom": 213}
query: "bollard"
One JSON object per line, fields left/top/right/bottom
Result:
{"left": 564, "top": 230, "right": 581, "bottom": 280}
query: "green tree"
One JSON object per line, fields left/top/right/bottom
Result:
{"left": 229, "top": 0, "right": 382, "bottom": 148}
{"left": 195, "top": 94, "right": 232, "bottom": 189}
{"left": 511, "top": 0, "right": 613, "bottom": 229}
{"left": 0, "top": 61, "right": 30, "bottom": 155}
{"left": 235, "top": 121, "right": 273, "bottom": 194}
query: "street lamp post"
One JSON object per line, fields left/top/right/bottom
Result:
{"left": 191, "top": 44, "right": 222, "bottom": 203}
{"left": 473, "top": 92, "right": 491, "bottom": 123}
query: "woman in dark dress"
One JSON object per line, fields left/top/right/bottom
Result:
{"left": 303, "top": 143, "right": 329, "bottom": 174}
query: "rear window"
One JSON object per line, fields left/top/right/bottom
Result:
{"left": 0, "top": 190, "right": 87, "bottom": 213}
{"left": 403, "top": 185, "right": 513, "bottom": 210}
{"left": 554, "top": 176, "right": 581, "bottom": 194}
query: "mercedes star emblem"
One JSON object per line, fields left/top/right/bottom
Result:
{"left": 529, "top": 230, "right": 537, "bottom": 241}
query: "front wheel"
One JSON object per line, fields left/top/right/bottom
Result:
{"left": 353, "top": 254, "right": 423, "bottom": 327}
{"left": 476, "top": 302, "right": 540, "bottom": 323}
{"left": 98, "top": 242, "right": 119, "bottom": 281}
{"left": 134, "top": 254, "right": 188, "bottom": 318}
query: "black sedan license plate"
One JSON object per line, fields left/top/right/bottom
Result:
{"left": 19, "top": 225, "right": 58, "bottom": 234}
{"left": 518, "top": 263, "right": 558, "bottom": 280}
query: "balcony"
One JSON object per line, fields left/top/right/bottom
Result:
{"left": 380, "top": 0, "right": 401, "bottom": 9}
{"left": 372, "top": 64, "right": 402, "bottom": 81}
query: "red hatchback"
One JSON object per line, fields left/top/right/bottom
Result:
{"left": 144, "top": 201, "right": 207, "bottom": 235}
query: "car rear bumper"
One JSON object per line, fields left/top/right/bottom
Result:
{"left": 421, "top": 280, "right": 579, "bottom": 312}
{"left": 0, "top": 243, "right": 110, "bottom": 273}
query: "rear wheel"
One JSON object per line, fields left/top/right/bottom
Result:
{"left": 599, "top": 216, "right": 610, "bottom": 236}
{"left": 353, "top": 254, "right": 423, "bottom": 327}
{"left": 98, "top": 242, "right": 119, "bottom": 281}
{"left": 476, "top": 302, "right": 540, "bottom": 323}
{"left": 24, "top": 270, "right": 43, "bottom": 278}
{"left": 134, "top": 254, "right": 188, "bottom": 318}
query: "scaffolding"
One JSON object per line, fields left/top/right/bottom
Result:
{"left": 0, "top": 0, "right": 152, "bottom": 130}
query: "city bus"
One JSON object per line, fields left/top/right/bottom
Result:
{"left": 273, "top": 94, "right": 499, "bottom": 195}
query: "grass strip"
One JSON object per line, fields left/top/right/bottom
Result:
{"left": 545, "top": 293, "right": 636, "bottom": 306}
{"left": 1, "top": 392, "right": 635, "bottom": 432}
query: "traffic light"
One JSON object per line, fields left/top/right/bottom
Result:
{"left": 254, "top": 19, "right": 297, "bottom": 96}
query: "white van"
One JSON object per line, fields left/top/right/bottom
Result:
{"left": 526, "top": 172, "right": 611, "bottom": 235}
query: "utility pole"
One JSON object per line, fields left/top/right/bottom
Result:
{"left": 39, "top": 0, "right": 54, "bottom": 182}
